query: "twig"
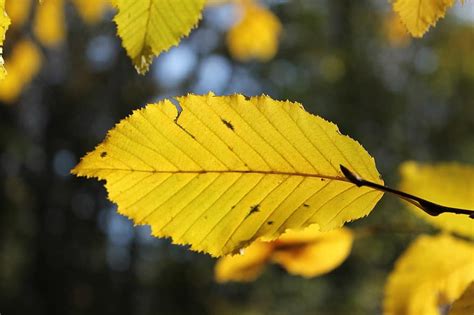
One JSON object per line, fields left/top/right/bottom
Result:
{"left": 340, "top": 165, "right": 474, "bottom": 219}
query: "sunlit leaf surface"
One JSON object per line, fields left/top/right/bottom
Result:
{"left": 73, "top": 93, "right": 383, "bottom": 257}
{"left": 399, "top": 162, "right": 474, "bottom": 239}
{"left": 0, "top": 0, "right": 11, "bottom": 80}
{"left": 384, "top": 234, "right": 474, "bottom": 315}
{"left": 113, "top": 0, "right": 205, "bottom": 74}
{"left": 215, "top": 226, "right": 353, "bottom": 282}
{"left": 393, "top": 0, "right": 455, "bottom": 37}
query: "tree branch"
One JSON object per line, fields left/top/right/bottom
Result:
{"left": 340, "top": 165, "right": 474, "bottom": 219}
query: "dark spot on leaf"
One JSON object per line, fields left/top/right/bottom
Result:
{"left": 267, "top": 221, "right": 274, "bottom": 225}
{"left": 231, "top": 205, "right": 236, "bottom": 209}
{"left": 221, "top": 119, "right": 234, "bottom": 131}
{"left": 245, "top": 204, "right": 260, "bottom": 219}
{"left": 227, "top": 145, "right": 234, "bottom": 152}
{"left": 100, "top": 152, "right": 107, "bottom": 158}
{"left": 321, "top": 178, "right": 325, "bottom": 181}
{"left": 249, "top": 204, "right": 260, "bottom": 214}
{"left": 303, "top": 204, "right": 309, "bottom": 208}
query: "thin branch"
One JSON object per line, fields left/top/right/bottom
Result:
{"left": 340, "top": 165, "right": 474, "bottom": 219}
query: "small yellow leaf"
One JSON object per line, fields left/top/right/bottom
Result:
{"left": 72, "top": 93, "right": 383, "bottom": 257}
{"left": 0, "top": 40, "right": 42, "bottom": 103}
{"left": 393, "top": 0, "right": 455, "bottom": 38}
{"left": 271, "top": 227, "right": 353, "bottom": 278}
{"left": 0, "top": 0, "right": 11, "bottom": 80}
{"left": 383, "top": 13, "right": 411, "bottom": 47}
{"left": 449, "top": 281, "right": 474, "bottom": 315}
{"left": 227, "top": 0, "right": 281, "bottom": 61}
{"left": 73, "top": 0, "right": 109, "bottom": 25}
{"left": 399, "top": 162, "right": 474, "bottom": 239}
{"left": 384, "top": 234, "right": 474, "bottom": 315}
{"left": 113, "top": 0, "right": 205, "bottom": 74}
{"left": 6, "top": 0, "right": 31, "bottom": 29}
{"left": 215, "top": 241, "right": 273, "bottom": 282}
{"left": 33, "top": 0, "right": 65, "bottom": 47}
{"left": 215, "top": 226, "right": 353, "bottom": 282}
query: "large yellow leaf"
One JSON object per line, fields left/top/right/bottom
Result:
{"left": 33, "top": 0, "right": 65, "bottom": 47}
{"left": 113, "top": 0, "right": 205, "bottom": 74}
{"left": 215, "top": 226, "right": 353, "bottom": 282}
{"left": 449, "top": 281, "right": 474, "bottom": 315}
{"left": 227, "top": 0, "right": 281, "bottom": 61}
{"left": 0, "top": 0, "right": 11, "bottom": 80}
{"left": 72, "top": 93, "right": 383, "bottom": 257}
{"left": 384, "top": 234, "right": 474, "bottom": 315}
{"left": 393, "top": 0, "right": 455, "bottom": 38}
{"left": 0, "top": 40, "right": 42, "bottom": 103}
{"left": 399, "top": 162, "right": 474, "bottom": 239}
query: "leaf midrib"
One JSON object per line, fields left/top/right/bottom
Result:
{"left": 78, "top": 167, "right": 355, "bottom": 183}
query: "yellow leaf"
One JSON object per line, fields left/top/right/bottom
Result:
{"left": 227, "top": 0, "right": 281, "bottom": 61}
{"left": 33, "top": 0, "right": 65, "bottom": 47}
{"left": 0, "top": 0, "right": 10, "bottom": 80}
{"left": 383, "top": 13, "right": 411, "bottom": 47}
{"left": 6, "top": 0, "right": 31, "bottom": 29}
{"left": 215, "top": 226, "right": 353, "bottom": 282}
{"left": 393, "top": 0, "right": 455, "bottom": 38}
{"left": 384, "top": 234, "right": 474, "bottom": 315}
{"left": 0, "top": 40, "right": 42, "bottom": 103}
{"left": 215, "top": 241, "right": 273, "bottom": 282}
{"left": 449, "top": 281, "right": 474, "bottom": 315}
{"left": 271, "top": 227, "right": 353, "bottom": 278}
{"left": 73, "top": 0, "right": 109, "bottom": 25}
{"left": 113, "top": 0, "right": 205, "bottom": 74}
{"left": 399, "top": 162, "right": 474, "bottom": 239}
{"left": 72, "top": 93, "right": 383, "bottom": 257}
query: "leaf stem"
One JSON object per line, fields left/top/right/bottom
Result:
{"left": 340, "top": 165, "right": 474, "bottom": 219}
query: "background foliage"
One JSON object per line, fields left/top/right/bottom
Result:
{"left": 0, "top": 0, "right": 473, "bottom": 314}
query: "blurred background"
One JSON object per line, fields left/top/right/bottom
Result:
{"left": 0, "top": 0, "right": 473, "bottom": 314}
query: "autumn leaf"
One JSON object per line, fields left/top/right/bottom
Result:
{"left": 384, "top": 234, "right": 474, "bottom": 315}
{"left": 393, "top": 0, "right": 456, "bottom": 38}
{"left": 449, "top": 282, "right": 474, "bottom": 315}
{"left": 215, "top": 226, "right": 353, "bottom": 282}
{"left": 399, "top": 162, "right": 474, "bottom": 239}
{"left": 383, "top": 13, "right": 411, "bottom": 47}
{"left": 271, "top": 226, "right": 353, "bottom": 278}
{"left": 0, "top": 0, "right": 11, "bottom": 80}
{"left": 215, "top": 240, "right": 273, "bottom": 282}
{"left": 113, "top": 0, "right": 205, "bottom": 74}
{"left": 227, "top": 0, "right": 281, "bottom": 61}
{"left": 72, "top": 93, "right": 383, "bottom": 257}
{"left": 73, "top": 0, "right": 109, "bottom": 25}
{"left": 33, "top": 0, "right": 65, "bottom": 47}
{"left": 0, "top": 40, "right": 42, "bottom": 102}
{"left": 6, "top": 0, "right": 31, "bottom": 29}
